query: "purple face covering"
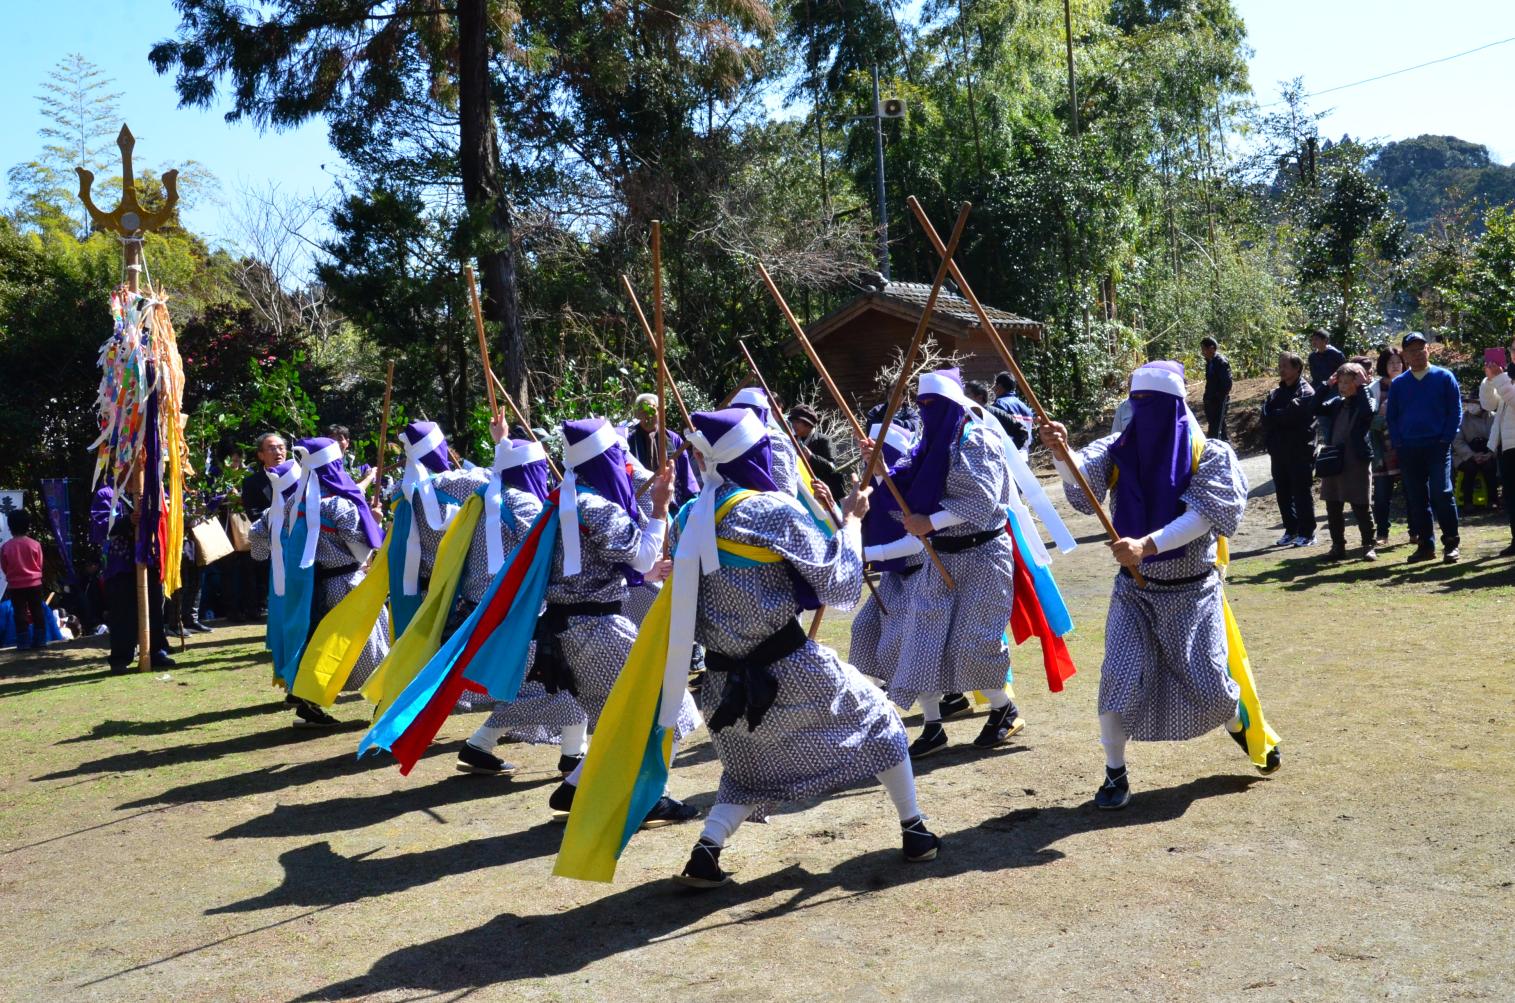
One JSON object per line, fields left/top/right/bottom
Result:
{"left": 889, "top": 368, "right": 969, "bottom": 517}
{"left": 268, "top": 460, "right": 302, "bottom": 502}
{"left": 400, "top": 421, "right": 452, "bottom": 474}
{"left": 691, "top": 409, "right": 777, "bottom": 493}
{"left": 295, "top": 437, "right": 385, "bottom": 550}
{"left": 1108, "top": 362, "right": 1192, "bottom": 562}
{"left": 861, "top": 428, "right": 914, "bottom": 565}
{"left": 501, "top": 438, "right": 551, "bottom": 501}
{"left": 561, "top": 418, "right": 643, "bottom": 585}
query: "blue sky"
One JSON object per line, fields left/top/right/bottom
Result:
{"left": 1, "top": 0, "right": 1511, "bottom": 275}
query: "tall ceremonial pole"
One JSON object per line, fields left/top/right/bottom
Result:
{"left": 622, "top": 277, "right": 692, "bottom": 431}
{"left": 754, "top": 268, "right": 955, "bottom": 589}
{"left": 651, "top": 221, "right": 668, "bottom": 472}
{"left": 77, "top": 125, "right": 179, "bottom": 673}
{"left": 468, "top": 264, "right": 563, "bottom": 479}
{"left": 905, "top": 197, "right": 1143, "bottom": 586}
{"left": 373, "top": 360, "right": 395, "bottom": 510}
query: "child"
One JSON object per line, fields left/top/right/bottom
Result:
{"left": 2, "top": 511, "right": 47, "bottom": 650}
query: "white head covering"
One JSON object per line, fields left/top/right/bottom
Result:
{"left": 398, "top": 424, "right": 458, "bottom": 596}
{"left": 661, "top": 409, "right": 768, "bottom": 727}
{"left": 867, "top": 422, "right": 916, "bottom": 482}
{"left": 267, "top": 461, "right": 302, "bottom": 596}
{"left": 485, "top": 438, "right": 548, "bottom": 574}
{"left": 557, "top": 420, "right": 618, "bottom": 576}
{"left": 293, "top": 442, "right": 342, "bottom": 571}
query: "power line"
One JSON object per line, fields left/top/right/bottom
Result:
{"left": 1260, "top": 33, "right": 1515, "bottom": 107}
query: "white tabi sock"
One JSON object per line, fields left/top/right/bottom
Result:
{"left": 1099, "top": 711, "right": 1128, "bottom": 770}
{"left": 566, "top": 755, "right": 587, "bottom": 787}
{"left": 1225, "top": 708, "right": 1244, "bottom": 734}
{"left": 663, "top": 738, "right": 681, "bottom": 796}
{"left": 560, "top": 720, "right": 588, "bottom": 756}
{"left": 468, "top": 722, "right": 506, "bottom": 750}
{"left": 700, "top": 802, "right": 752, "bottom": 848}
{"left": 919, "top": 692, "right": 943, "bottom": 724}
{"left": 984, "top": 687, "right": 1010, "bottom": 711}
{"left": 876, "top": 758, "right": 922, "bottom": 821}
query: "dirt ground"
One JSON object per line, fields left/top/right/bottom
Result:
{"left": 3, "top": 460, "right": 1514, "bottom": 1002}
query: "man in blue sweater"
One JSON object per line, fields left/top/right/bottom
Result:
{"left": 1388, "top": 332, "right": 1462, "bottom": 563}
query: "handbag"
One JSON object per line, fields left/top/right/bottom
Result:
{"left": 1314, "top": 444, "right": 1345, "bottom": 478}
{"left": 227, "top": 512, "right": 253, "bottom": 553}
{"left": 190, "top": 518, "right": 235, "bottom": 566}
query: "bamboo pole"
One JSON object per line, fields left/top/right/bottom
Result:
{"left": 621, "top": 275, "right": 693, "bottom": 430}
{"left": 755, "top": 265, "right": 955, "bottom": 590}
{"left": 905, "top": 196, "right": 1142, "bottom": 585}
{"left": 464, "top": 264, "right": 500, "bottom": 420}
{"left": 373, "top": 360, "right": 395, "bottom": 509}
{"left": 651, "top": 221, "right": 667, "bottom": 471}
{"left": 858, "top": 201, "right": 971, "bottom": 489}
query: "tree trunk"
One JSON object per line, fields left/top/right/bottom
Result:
{"left": 457, "top": 0, "right": 529, "bottom": 422}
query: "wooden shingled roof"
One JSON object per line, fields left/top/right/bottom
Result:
{"left": 797, "top": 281, "right": 1043, "bottom": 349}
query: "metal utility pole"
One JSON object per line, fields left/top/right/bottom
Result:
{"left": 1062, "top": 0, "right": 1079, "bottom": 138}
{"left": 872, "top": 65, "right": 891, "bottom": 280}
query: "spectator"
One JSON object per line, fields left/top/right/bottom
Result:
{"left": 1480, "top": 351, "right": 1515, "bottom": 555}
{"left": 964, "top": 380, "right": 1029, "bottom": 452}
{"left": 1, "top": 511, "right": 47, "bottom": 650}
{"left": 1261, "top": 352, "right": 1318, "bottom": 547}
{"left": 864, "top": 398, "right": 921, "bottom": 434}
{"left": 326, "top": 424, "right": 376, "bottom": 493}
{"left": 623, "top": 393, "right": 701, "bottom": 505}
{"left": 1200, "top": 336, "right": 1232, "bottom": 442}
{"left": 992, "top": 371, "right": 1036, "bottom": 446}
{"left": 1367, "top": 347, "right": 1413, "bottom": 545}
{"left": 1307, "top": 330, "right": 1346, "bottom": 396}
{"left": 238, "top": 432, "right": 287, "bottom": 620}
{"left": 1452, "top": 398, "right": 1499, "bottom": 509}
{"left": 1315, "top": 363, "right": 1377, "bottom": 561}
{"left": 1388, "top": 332, "right": 1462, "bottom": 564}
{"left": 787, "top": 404, "right": 847, "bottom": 499}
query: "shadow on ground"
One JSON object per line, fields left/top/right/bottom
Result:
{"left": 289, "top": 774, "right": 1264, "bottom": 1000}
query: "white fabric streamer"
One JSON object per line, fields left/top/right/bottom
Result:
{"left": 662, "top": 411, "right": 767, "bottom": 728}
{"left": 558, "top": 422, "right": 618, "bottom": 577}
{"left": 267, "top": 462, "right": 302, "bottom": 596}
{"left": 294, "top": 442, "right": 342, "bottom": 570}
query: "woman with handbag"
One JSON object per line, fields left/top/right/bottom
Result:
{"left": 1316, "top": 362, "right": 1377, "bottom": 561}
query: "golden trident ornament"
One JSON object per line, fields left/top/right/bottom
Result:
{"left": 76, "top": 124, "right": 179, "bottom": 247}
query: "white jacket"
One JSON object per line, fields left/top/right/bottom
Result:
{"left": 1478, "top": 373, "right": 1515, "bottom": 453}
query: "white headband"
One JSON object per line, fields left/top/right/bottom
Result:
{"left": 729, "top": 386, "right": 769, "bottom": 410}
{"left": 917, "top": 371, "right": 974, "bottom": 408}
{"left": 267, "top": 462, "right": 302, "bottom": 595}
{"left": 482, "top": 439, "right": 549, "bottom": 574}
{"left": 1130, "top": 365, "right": 1186, "bottom": 398}
{"left": 494, "top": 439, "right": 547, "bottom": 471}
{"left": 558, "top": 421, "right": 619, "bottom": 576}
{"left": 869, "top": 422, "right": 915, "bottom": 458}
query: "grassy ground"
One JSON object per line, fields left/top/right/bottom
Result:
{"left": 3, "top": 470, "right": 1514, "bottom": 1002}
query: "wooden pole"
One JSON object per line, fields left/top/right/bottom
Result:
{"left": 905, "top": 196, "right": 1142, "bottom": 585}
{"left": 621, "top": 275, "right": 692, "bottom": 430}
{"left": 487, "top": 370, "right": 561, "bottom": 479}
{"left": 858, "top": 201, "right": 971, "bottom": 490}
{"left": 755, "top": 262, "right": 956, "bottom": 589}
{"left": 464, "top": 264, "right": 500, "bottom": 420}
{"left": 373, "top": 360, "right": 395, "bottom": 508}
{"left": 651, "top": 221, "right": 667, "bottom": 472}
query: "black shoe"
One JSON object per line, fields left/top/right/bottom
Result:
{"left": 151, "top": 653, "right": 177, "bottom": 668}
{"left": 108, "top": 662, "right": 134, "bottom": 675}
{"left": 293, "top": 701, "right": 340, "bottom": 728}
{"left": 1406, "top": 544, "right": 1436, "bottom": 563}
{"left": 1235, "top": 728, "right": 1284, "bottom": 775}
{"left": 673, "top": 838, "right": 731, "bottom": 888}
{"left": 642, "top": 795, "right": 701, "bottom": 829}
{"left": 938, "top": 693, "right": 972, "bottom": 720}
{"left": 556, "top": 753, "right": 584, "bottom": 777}
{"left": 165, "top": 625, "right": 188, "bottom": 638}
{"left": 548, "top": 780, "right": 577, "bottom": 820}
{"left": 1094, "top": 767, "right": 1131, "bottom": 810}
{"left": 973, "top": 703, "right": 1026, "bottom": 748}
{"left": 901, "top": 816, "right": 940, "bottom": 862}
{"left": 456, "top": 741, "right": 517, "bottom": 776}
{"left": 1443, "top": 546, "right": 1460, "bottom": 564}
{"left": 1325, "top": 544, "right": 1347, "bottom": 561}
{"left": 1501, "top": 542, "right": 1515, "bottom": 557}
{"left": 908, "top": 722, "right": 948, "bottom": 759}
{"left": 187, "top": 620, "right": 213, "bottom": 634}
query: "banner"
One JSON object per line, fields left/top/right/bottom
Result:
{"left": 39, "top": 479, "right": 76, "bottom": 584}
